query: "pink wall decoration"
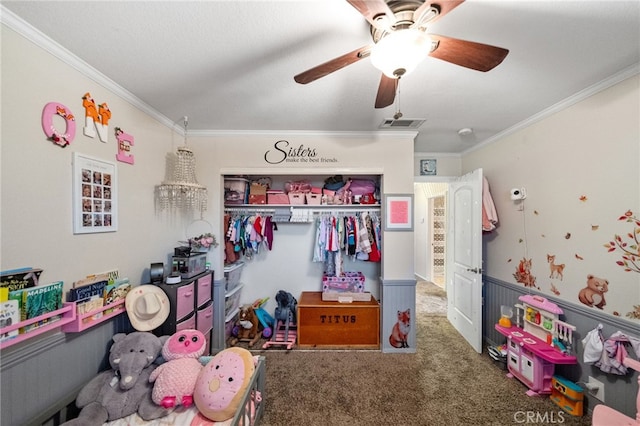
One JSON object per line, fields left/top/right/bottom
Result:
{"left": 41, "top": 102, "right": 76, "bottom": 147}
{"left": 115, "top": 127, "right": 135, "bottom": 165}
{"left": 82, "top": 92, "right": 111, "bottom": 143}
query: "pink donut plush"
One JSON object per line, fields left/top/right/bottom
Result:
{"left": 193, "top": 347, "right": 255, "bottom": 422}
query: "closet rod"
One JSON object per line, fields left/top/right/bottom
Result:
{"left": 224, "top": 207, "right": 380, "bottom": 215}
{"left": 224, "top": 208, "right": 276, "bottom": 214}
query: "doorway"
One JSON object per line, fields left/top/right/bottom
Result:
{"left": 414, "top": 182, "right": 449, "bottom": 317}
{"left": 414, "top": 170, "right": 485, "bottom": 353}
{"left": 414, "top": 182, "right": 448, "bottom": 289}
{"left": 430, "top": 195, "right": 446, "bottom": 289}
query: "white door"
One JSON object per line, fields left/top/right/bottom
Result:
{"left": 446, "top": 168, "right": 483, "bottom": 353}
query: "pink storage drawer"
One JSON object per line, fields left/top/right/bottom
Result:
{"left": 322, "top": 272, "right": 365, "bottom": 293}
{"left": 196, "top": 273, "right": 212, "bottom": 307}
{"left": 176, "top": 312, "right": 196, "bottom": 331}
{"left": 175, "top": 282, "right": 195, "bottom": 320}
{"left": 197, "top": 302, "right": 213, "bottom": 335}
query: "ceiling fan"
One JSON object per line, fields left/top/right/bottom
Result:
{"left": 294, "top": 0, "right": 509, "bottom": 109}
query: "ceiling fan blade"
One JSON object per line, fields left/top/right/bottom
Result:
{"left": 294, "top": 45, "right": 372, "bottom": 84}
{"left": 417, "top": 1, "right": 465, "bottom": 25}
{"left": 428, "top": 34, "right": 509, "bottom": 72}
{"left": 347, "top": 0, "right": 396, "bottom": 31}
{"left": 375, "top": 74, "right": 397, "bottom": 109}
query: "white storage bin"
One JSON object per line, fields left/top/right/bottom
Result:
{"left": 225, "top": 283, "right": 243, "bottom": 318}
{"left": 224, "top": 177, "right": 249, "bottom": 204}
{"left": 225, "top": 307, "right": 239, "bottom": 340}
{"left": 224, "top": 261, "right": 244, "bottom": 292}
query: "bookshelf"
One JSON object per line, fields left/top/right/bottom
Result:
{"left": 0, "top": 302, "right": 76, "bottom": 350}
{"left": 0, "top": 298, "right": 128, "bottom": 350}
{"left": 61, "top": 299, "right": 126, "bottom": 333}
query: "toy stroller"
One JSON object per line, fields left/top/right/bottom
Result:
{"left": 262, "top": 290, "right": 297, "bottom": 350}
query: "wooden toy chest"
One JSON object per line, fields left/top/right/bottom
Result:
{"left": 297, "top": 291, "right": 380, "bottom": 349}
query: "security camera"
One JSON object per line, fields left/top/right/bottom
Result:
{"left": 510, "top": 188, "right": 526, "bottom": 201}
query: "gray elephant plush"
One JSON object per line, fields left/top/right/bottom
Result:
{"left": 63, "top": 332, "right": 170, "bottom": 426}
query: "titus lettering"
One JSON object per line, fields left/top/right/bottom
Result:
{"left": 319, "top": 315, "right": 357, "bottom": 324}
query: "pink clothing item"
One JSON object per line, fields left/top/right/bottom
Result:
{"left": 482, "top": 177, "right": 498, "bottom": 232}
{"left": 264, "top": 216, "right": 274, "bottom": 250}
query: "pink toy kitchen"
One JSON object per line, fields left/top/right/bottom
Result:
{"left": 495, "top": 295, "right": 577, "bottom": 396}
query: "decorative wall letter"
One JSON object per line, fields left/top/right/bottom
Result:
{"left": 41, "top": 102, "right": 76, "bottom": 147}
{"left": 82, "top": 92, "right": 110, "bottom": 143}
{"left": 115, "top": 127, "right": 135, "bottom": 165}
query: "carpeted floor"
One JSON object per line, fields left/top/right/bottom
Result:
{"left": 233, "top": 286, "right": 592, "bottom": 425}
{"left": 416, "top": 280, "right": 447, "bottom": 316}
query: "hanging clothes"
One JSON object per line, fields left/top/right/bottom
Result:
{"left": 595, "top": 331, "right": 640, "bottom": 375}
{"left": 482, "top": 176, "right": 498, "bottom": 232}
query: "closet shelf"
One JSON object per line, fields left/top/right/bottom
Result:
{"left": 0, "top": 302, "right": 76, "bottom": 350}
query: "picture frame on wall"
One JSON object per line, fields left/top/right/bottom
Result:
{"left": 420, "top": 159, "right": 437, "bottom": 176}
{"left": 73, "top": 152, "right": 117, "bottom": 234}
{"left": 384, "top": 194, "right": 413, "bottom": 231}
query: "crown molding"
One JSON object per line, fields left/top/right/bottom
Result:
{"left": 1, "top": 5, "right": 176, "bottom": 130}
{"left": 462, "top": 63, "right": 640, "bottom": 155}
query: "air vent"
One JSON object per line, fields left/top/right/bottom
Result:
{"left": 379, "top": 118, "right": 426, "bottom": 129}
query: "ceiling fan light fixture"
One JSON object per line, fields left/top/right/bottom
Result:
{"left": 370, "top": 29, "right": 431, "bottom": 78}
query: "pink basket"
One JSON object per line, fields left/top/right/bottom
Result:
{"left": 306, "top": 193, "right": 321, "bottom": 205}
{"left": 267, "top": 192, "right": 290, "bottom": 205}
{"left": 289, "top": 193, "right": 306, "bottom": 205}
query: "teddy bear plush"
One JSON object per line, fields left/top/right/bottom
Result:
{"left": 149, "top": 329, "right": 207, "bottom": 409}
{"left": 62, "top": 332, "right": 169, "bottom": 426}
{"left": 578, "top": 274, "right": 609, "bottom": 309}
{"left": 229, "top": 304, "right": 262, "bottom": 347}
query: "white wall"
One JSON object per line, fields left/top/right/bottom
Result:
{"left": 1, "top": 26, "right": 186, "bottom": 292}
{"left": 2, "top": 22, "right": 418, "bottom": 322}
{"left": 463, "top": 74, "right": 640, "bottom": 323}
{"left": 414, "top": 153, "right": 461, "bottom": 177}
{"left": 187, "top": 134, "right": 416, "bottom": 313}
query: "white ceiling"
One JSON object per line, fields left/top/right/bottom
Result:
{"left": 3, "top": 0, "right": 639, "bottom": 154}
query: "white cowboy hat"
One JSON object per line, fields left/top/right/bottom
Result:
{"left": 125, "top": 285, "right": 170, "bottom": 332}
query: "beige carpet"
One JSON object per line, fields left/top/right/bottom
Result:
{"left": 236, "top": 285, "right": 592, "bottom": 425}
{"left": 416, "top": 280, "right": 447, "bottom": 316}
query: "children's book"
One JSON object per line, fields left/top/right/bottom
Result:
{"left": 73, "top": 269, "right": 118, "bottom": 288}
{"left": 77, "top": 296, "right": 104, "bottom": 320}
{"left": 8, "top": 289, "right": 24, "bottom": 322}
{"left": 0, "top": 299, "right": 20, "bottom": 341}
{"left": 0, "top": 268, "right": 43, "bottom": 292}
{"left": 22, "top": 281, "right": 64, "bottom": 320}
{"left": 68, "top": 280, "right": 108, "bottom": 302}
{"left": 104, "top": 278, "right": 131, "bottom": 305}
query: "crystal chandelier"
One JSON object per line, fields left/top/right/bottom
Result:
{"left": 155, "top": 116, "right": 207, "bottom": 212}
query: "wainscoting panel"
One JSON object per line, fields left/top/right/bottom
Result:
{"left": 1, "top": 317, "right": 131, "bottom": 425}
{"left": 483, "top": 275, "right": 639, "bottom": 418}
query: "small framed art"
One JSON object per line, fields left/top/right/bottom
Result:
{"left": 73, "top": 152, "right": 117, "bottom": 234}
{"left": 420, "top": 159, "right": 437, "bottom": 176}
{"left": 384, "top": 194, "right": 413, "bottom": 231}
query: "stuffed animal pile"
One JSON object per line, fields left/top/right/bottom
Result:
{"left": 65, "top": 330, "right": 260, "bottom": 425}
{"left": 62, "top": 332, "right": 169, "bottom": 426}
